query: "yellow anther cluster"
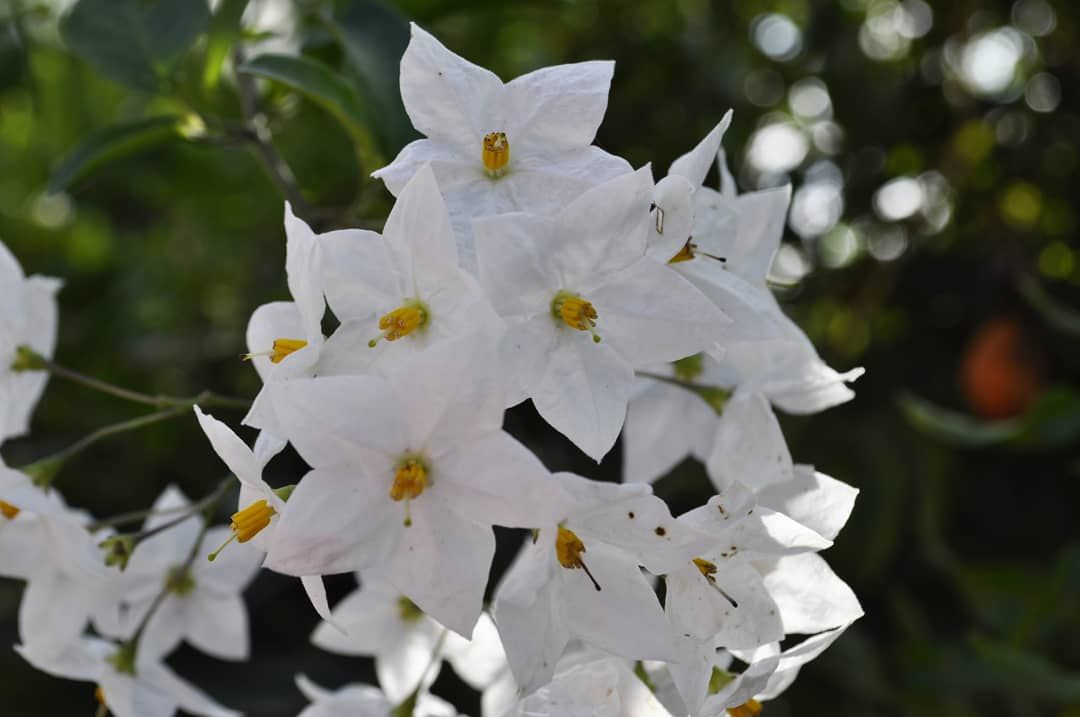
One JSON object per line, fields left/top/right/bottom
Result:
{"left": 669, "top": 239, "right": 697, "bottom": 263}
{"left": 552, "top": 292, "right": 601, "bottom": 343}
{"left": 0, "top": 500, "right": 20, "bottom": 520}
{"left": 269, "top": 338, "right": 307, "bottom": 364}
{"left": 370, "top": 302, "right": 428, "bottom": 347}
{"left": 390, "top": 460, "right": 427, "bottom": 502}
{"left": 482, "top": 131, "right": 510, "bottom": 174}
{"left": 209, "top": 499, "right": 277, "bottom": 562}
{"left": 556, "top": 526, "right": 601, "bottom": 591}
{"left": 727, "top": 699, "right": 763, "bottom": 717}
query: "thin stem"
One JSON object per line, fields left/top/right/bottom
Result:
{"left": 635, "top": 370, "right": 700, "bottom": 391}
{"left": 33, "top": 353, "right": 249, "bottom": 410}
{"left": 233, "top": 48, "right": 313, "bottom": 219}
{"left": 36, "top": 405, "right": 187, "bottom": 468}
{"left": 92, "top": 477, "right": 232, "bottom": 533}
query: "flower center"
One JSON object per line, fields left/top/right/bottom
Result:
{"left": 165, "top": 565, "right": 197, "bottom": 596}
{"left": 369, "top": 300, "right": 429, "bottom": 347}
{"left": 482, "top": 131, "right": 510, "bottom": 176}
{"left": 243, "top": 338, "right": 308, "bottom": 364}
{"left": 727, "top": 700, "right": 763, "bottom": 717}
{"left": 673, "top": 353, "right": 705, "bottom": 382}
{"left": 0, "top": 500, "right": 20, "bottom": 520}
{"left": 390, "top": 457, "right": 429, "bottom": 527}
{"left": 208, "top": 499, "right": 277, "bottom": 561}
{"left": 551, "top": 291, "right": 601, "bottom": 343}
{"left": 555, "top": 526, "right": 601, "bottom": 591}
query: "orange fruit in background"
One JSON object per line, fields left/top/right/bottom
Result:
{"left": 960, "top": 317, "right": 1042, "bottom": 420}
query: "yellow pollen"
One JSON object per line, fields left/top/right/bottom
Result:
{"left": 552, "top": 291, "right": 601, "bottom": 343}
{"left": 693, "top": 557, "right": 717, "bottom": 578}
{"left": 95, "top": 685, "right": 106, "bottom": 706}
{"left": 727, "top": 699, "right": 763, "bottom": 717}
{"left": 243, "top": 338, "right": 308, "bottom": 364}
{"left": 555, "top": 526, "right": 601, "bottom": 591}
{"left": 370, "top": 302, "right": 428, "bottom": 347}
{"left": 390, "top": 460, "right": 427, "bottom": 502}
{"left": 669, "top": 239, "right": 696, "bottom": 263}
{"left": 0, "top": 500, "right": 20, "bottom": 520}
{"left": 208, "top": 499, "right": 276, "bottom": 561}
{"left": 482, "top": 131, "right": 510, "bottom": 175}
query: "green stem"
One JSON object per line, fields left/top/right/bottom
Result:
{"left": 91, "top": 476, "right": 233, "bottom": 532}
{"left": 17, "top": 348, "right": 249, "bottom": 410}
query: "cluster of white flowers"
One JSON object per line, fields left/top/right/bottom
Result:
{"left": 0, "top": 23, "right": 864, "bottom": 717}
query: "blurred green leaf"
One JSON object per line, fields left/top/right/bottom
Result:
{"left": 238, "top": 53, "right": 378, "bottom": 169}
{"left": 1018, "top": 273, "right": 1080, "bottom": 337}
{"left": 897, "top": 392, "right": 1022, "bottom": 447}
{"left": 1013, "top": 387, "right": 1080, "bottom": 448}
{"left": 203, "top": 0, "right": 248, "bottom": 89}
{"left": 59, "top": 0, "right": 210, "bottom": 92}
{"left": 49, "top": 115, "right": 182, "bottom": 192}
{"left": 324, "top": 0, "right": 414, "bottom": 155}
{"left": 969, "top": 634, "right": 1080, "bottom": 702}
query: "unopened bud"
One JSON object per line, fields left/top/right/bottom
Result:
{"left": 100, "top": 535, "right": 137, "bottom": 571}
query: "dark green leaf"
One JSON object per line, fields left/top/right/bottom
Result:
{"left": 1017, "top": 273, "right": 1080, "bottom": 337}
{"left": 59, "top": 0, "right": 211, "bottom": 92}
{"left": 1013, "top": 387, "right": 1080, "bottom": 448}
{"left": 969, "top": 634, "right": 1080, "bottom": 702}
{"left": 897, "top": 392, "right": 1022, "bottom": 447}
{"left": 238, "top": 53, "right": 369, "bottom": 142}
{"left": 49, "top": 116, "right": 182, "bottom": 193}
{"left": 324, "top": 0, "right": 415, "bottom": 155}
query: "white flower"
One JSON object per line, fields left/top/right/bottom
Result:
{"left": 96, "top": 486, "right": 261, "bottom": 661}
{"left": 311, "top": 570, "right": 506, "bottom": 704}
{"left": 295, "top": 675, "right": 459, "bottom": 717}
{"left": 0, "top": 239, "right": 61, "bottom": 443}
{"left": 317, "top": 164, "right": 501, "bottom": 377}
{"left": 373, "top": 23, "right": 632, "bottom": 273}
{"left": 16, "top": 636, "right": 239, "bottom": 717}
{"left": 264, "top": 334, "right": 573, "bottom": 636}
{"left": 493, "top": 472, "right": 707, "bottom": 694}
{"left": 243, "top": 202, "right": 326, "bottom": 435}
{"left": 473, "top": 168, "right": 728, "bottom": 461}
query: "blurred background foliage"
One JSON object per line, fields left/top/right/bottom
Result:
{"left": 1, "top": 0, "right": 1079, "bottom": 714}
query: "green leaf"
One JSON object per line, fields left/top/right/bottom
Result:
{"left": 1013, "top": 386, "right": 1080, "bottom": 448}
{"left": 969, "top": 634, "right": 1080, "bottom": 703}
{"left": 1018, "top": 273, "right": 1080, "bottom": 337}
{"left": 897, "top": 391, "right": 1022, "bottom": 447}
{"left": 49, "top": 116, "right": 183, "bottom": 193}
{"left": 59, "top": 0, "right": 211, "bottom": 92}
{"left": 324, "top": 0, "right": 415, "bottom": 155}
{"left": 238, "top": 53, "right": 377, "bottom": 164}
{"left": 202, "top": 0, "right": 249, "bottom": 89}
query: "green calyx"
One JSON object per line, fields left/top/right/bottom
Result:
{"left": 107, "top": 643, "right": 137, "bottom": 676}
{"left": 397, "top": 595, "right": 424, "bottom": 622}
{"left": 100, "top": 534, "right": 137, "bottom": 571}
{"left": 11, "top": 345, "right": 47, "bottom": 372}
{"left": 166, "top": 565, "right": 196, "bottom": 596}
{"left": 708, "top": 666, "right": 734, "bottom": 694}
{"left": 672, "top": 353, "right": 705, "bottom": 382}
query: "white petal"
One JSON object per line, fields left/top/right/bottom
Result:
{"left": 265, "top": 468, "right": 400, "bottom": 576}
{"left": 285, "top": 202, "right": 326, "bottom": 342}
{"left": 727, "top": 186, "right": 792, "bottom": 285}
{"left": 376, "top": 618, "right": 444, "bottom": 704}
{"left": 589, "top": 258, "right": 728, "bottom": 366}
{"left": 623, "top": 379, "right": 719, "bottom": 485}
{"left": 705, "top": 391, "right": 792, "bottom": 492}
{"left": 142, "top": 660, "right": 241, "bottom": 717}
{"left": 14, "top": 637, "right": 105, "bottom": 682}
{"left": 269, "top": 375, "right": 405, "bottom": 468}
{"left": 758, "top": 466, "right": 858, "bottom": 541}
{"left": 648, "top": 174, "right": 695, "bottom": 262}
{"left": 185, "top": 593, "right": 249, "bottom": 661}
{"left": 302, "top": 574, "right": 337, "bottom": 625}
{"left": 385, "top": 162, "right": 458, "bottom": 265}
{"left": 311, "top": 581, "right": 406, "bottom": 656}
{"left": 434, "top": 432, "right": 571, "bottom": 529}
{"left": 245, "top": 300, "right": 306, "bottom": 384}
{"left": 549, "top": 167, "right": 653, "bottom": 283}
{"left": 503, "top": 60, "right": 614, "bottom": 152}
{"left": 444, "top": 612, "right": 507, "bottom": 690}
{"left": 563, "top": 543, "right": 680, "bottom": 662}
{"left": 507, "top": 146, "right": 633, "bottom": 217}
{"left": 667, "top": 561, "right": 783, "bottom": 648}
{"left": 668, "top": 112, "right": 733, "bottom": 188}
{"left": 384, "top": 496, "right": 494, "bottom": 638}
{"left": 495, "top": 315, "right": 560, "bottom": 408}
{"left": 473, "top": 212, "right": 560, "bottom": 318}
{"left": 760, "top": 553, "right": 863, "bottom": 634}
{"left": 701, "top": 651, "right": 779, "bottom": 716}
{"left": 399, "top": 23, "right": 505, "bottom": 146}
{"left": 531, "top": 334, "right": 633, "bottom": 462}
{"left": 319, "top": 228, "right": 403, "bottom": 322}
{"left": 18, "top": 575, "right": 95, "bottom": 661}
{"left": 193, "top": 406, "right": 262, "bottom": 488}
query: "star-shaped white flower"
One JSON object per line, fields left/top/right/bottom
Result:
{"left": 318, "top": 164, "right": 501, "bottom": 377}
{"left": 311, "top": 570, "right": 506, "bottom": 704}
{"left": 493, "top": 472, "right": 709, "bottom": 694}
{"left": 96, "top": 486, "right": 261, "bottom": 661}
{"left": 16, "top": 636, "right": 239, "bottom": 717}
{"left": 0, "top": 239, "right": 61, "bottom": 443}
{"left": 473, "top": 168, "right": 728, "bottom": 461}
{"left": 264, "top": 334, "right": 573, "bottom": 636}
{"left": 373, "top": 23, "right": 632, "bottom": 273}
{"left": 244, "top": 202, "right": 326, "bottom": 435}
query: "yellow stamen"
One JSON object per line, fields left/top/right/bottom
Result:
{"left": 390, "top": 460, "right": 427, "bottom": 502}
{"left": 669, "top": 239, "right": 696, "bottom": 263}
{"left": 555, "top": 526, "right": 601, "bottom": 591}
{"left": 208, "top": 499, "right": 276, "bottom": 561}
{"left": 369, "top": 301, "right": 428, "bottom": 347}
{"left": 0, "top": 500, "right": 20, "bottom": 520}
{"left": 692, "top": 556, "right": 738, "bottom": 607}
{"left": 243, "top": 338, "right": 308, "bottom": 364}
{"left": 727, "top": 699, "right": 763, "bottom": 717}
{"left": 552, "top": 291, "right": 601, "bottom": 343}
{"left": 482, "top": 131, "right": 510, "bottom": 175}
